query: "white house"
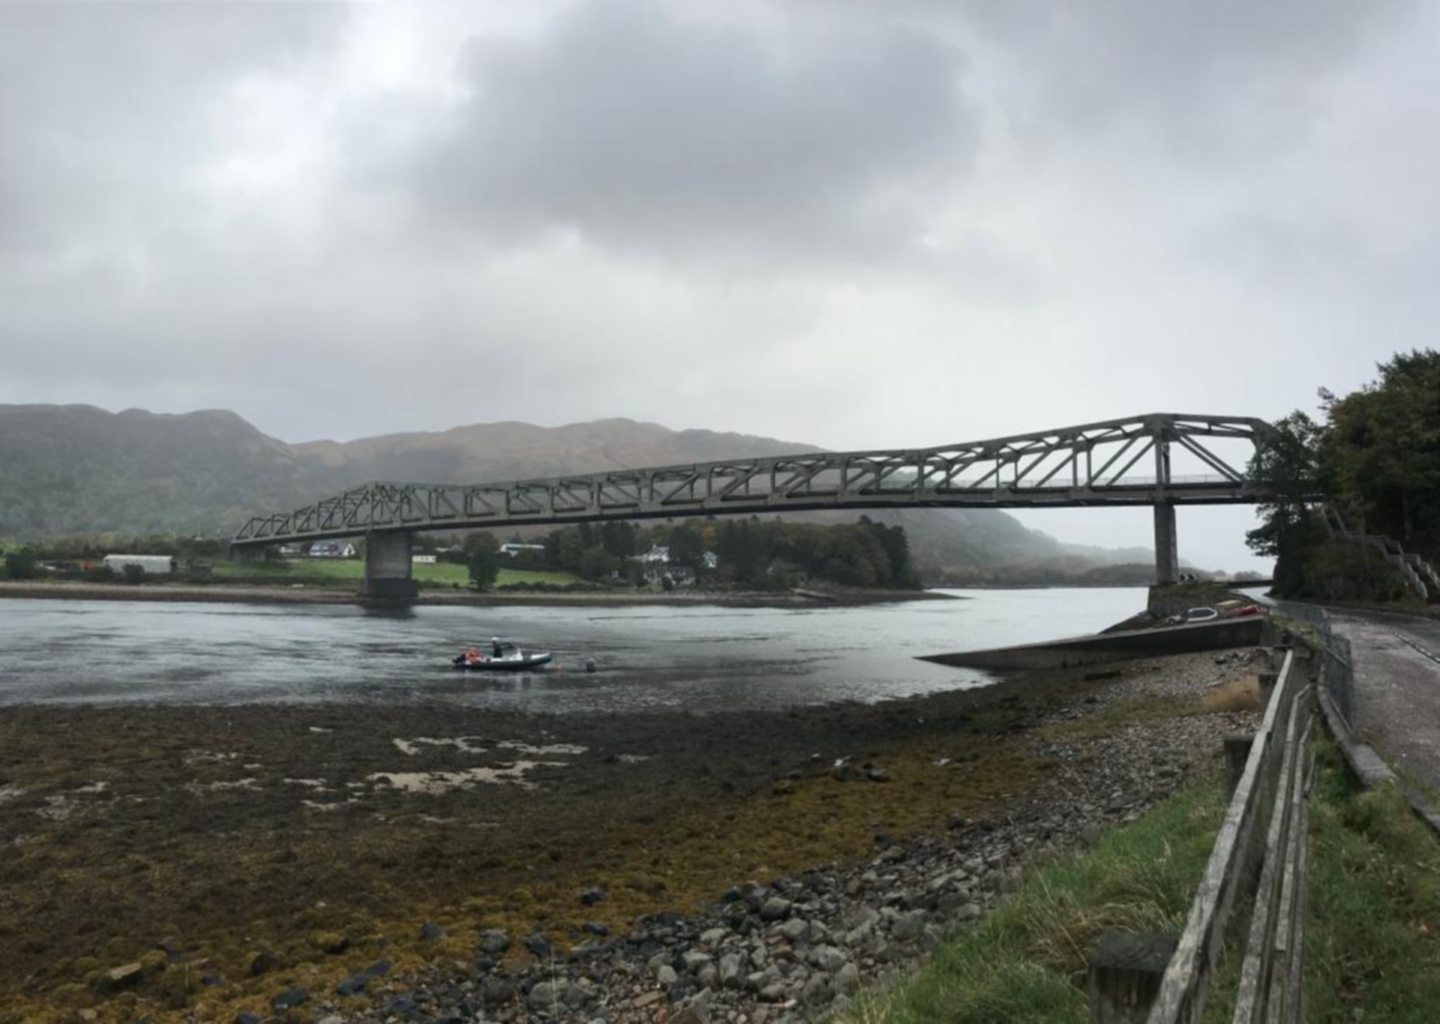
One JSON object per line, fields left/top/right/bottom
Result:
{"left": 412, "top": 554, "right": 437, "bottom": 564}
{"left": 102, "top": 554, "right": 175, "bottom": 575}
{"left": 308, "top": 541, "right": 356, "bottom": 558}
{"left": 639, "top": 545, "right": 670, "bottom": 564}
{"left": 499, "top": 543, "right": 546, "bottom": 558}
{"left": 644, "top": 564, "right": 695, "bottom": 588}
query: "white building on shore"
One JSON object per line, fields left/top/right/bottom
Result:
{"left": 102, "top": 554, "right": 175, "bottom": 575}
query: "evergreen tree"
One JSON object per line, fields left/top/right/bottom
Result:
{"left": 601, "top": 520, "right": 636, "bottom": 558}
{"left": 1244, "top": 411, "right": 1322, "bottom": 597}
{"left": 578, "top": 544, "right": 612, "bottom": 580}
{"left": 1322, "top": 350, "right": 1440, "bottom": 557}
{"left": 3, "top": 547, "right": 38, "bottom": 580}
{"left": 467, "top": 533, "right": 501, "bottom": 590}
{"left": 668, "top": 524, "right": 705, "bottom": 568}
{"left": 555, "top": 527, "right": 585, "bottom": 570}
{"left": 1247, "top": 350, "right": 1440, "bottom": 600}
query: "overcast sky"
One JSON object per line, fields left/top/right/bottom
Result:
{"left": 2, "top": 1, "right": 1434, "bottom": 572}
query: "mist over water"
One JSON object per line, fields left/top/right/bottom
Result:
{"left": 0, "top": 589, "right": 1149, "bottom": 712}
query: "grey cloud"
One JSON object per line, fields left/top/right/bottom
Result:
{"left": 913, "top": 0, "right": 1416, "bottom": 158}
{"left": 388, "top": 0, "right": 977, "bottom": 265}
{"left": 1, "top": 0, "right": 1435, "bottom": 575}
{"left": 0, "top": 2, "right": 345, "bottom": 254}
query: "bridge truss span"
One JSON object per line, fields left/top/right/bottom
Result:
{"left": 232, "top": 413, "right": 1273, "bottom": 547}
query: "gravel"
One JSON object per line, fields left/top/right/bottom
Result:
{"left": 287, "top": 650, "right": 1263, "bottom": 1024}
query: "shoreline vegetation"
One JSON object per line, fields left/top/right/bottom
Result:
{"left": 843, "top": 735, "right": 1440, "bottom": 1024}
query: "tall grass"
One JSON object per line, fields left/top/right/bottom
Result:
{"left": 847, "top": 779, "right": 1227, "bottom": 1024}
{"left": 848, "top": 740, "right": 1440, "bottom": 1024}
{"left": 1303, "top": 740, "right": 1440, "bottom": 1022}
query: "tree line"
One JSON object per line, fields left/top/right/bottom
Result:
{"left": 460, "top": 516, "right": 920, "bottom": 591}
{"left": 0, "top": 533, "right": 225, "bottom": 581}
{"left": 1, "top": 516, "right": 920, "bottom": 593}
{"left": 1247, "top": 349, "right": 1440, "bottom": 601}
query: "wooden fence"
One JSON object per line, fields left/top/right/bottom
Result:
{"left": 1089, "top": 645, "right": 1315, "bottom": 1023}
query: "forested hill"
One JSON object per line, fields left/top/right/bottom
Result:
{"left": 0, "top": 403, "right": 1139, "bottom": 572}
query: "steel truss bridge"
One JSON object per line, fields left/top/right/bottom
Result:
{"left": 232, "top": 413, "right": 1276, "bottom": 597}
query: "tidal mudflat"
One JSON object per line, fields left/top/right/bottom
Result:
{"left": 0, "top": 650, "right": 1265, "bottom": 1023}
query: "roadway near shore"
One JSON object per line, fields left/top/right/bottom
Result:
{"left": 1331, "top": 610, "right": 1440, "bottom": 800}
{"left": 0, "top": 647, "right": 1265, "bottom": 1024}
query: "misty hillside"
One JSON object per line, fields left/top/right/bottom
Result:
{"left": 0, "top": 404, "right": 1142, "bottom": 571}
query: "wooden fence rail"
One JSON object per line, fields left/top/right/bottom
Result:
{"left": 1089, "top": 645, "right": 1316, "bottom": 1023}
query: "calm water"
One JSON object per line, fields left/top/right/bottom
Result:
{"left": 0, "top": 588, "right": 1147, "bottom": 712}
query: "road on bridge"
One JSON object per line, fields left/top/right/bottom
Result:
{"left": 1331, "top": 610, "right": 1440, "bottom": 799}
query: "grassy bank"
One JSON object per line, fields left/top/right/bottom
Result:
{"left": 1302, "top": 740, "right": 1440, "bottom": 1021}
{"left": 847, "top": 736, "right": 1440, "bottom": 1024}
{"left": 845, "top": 777, "right": 1227, "bottom": 1024}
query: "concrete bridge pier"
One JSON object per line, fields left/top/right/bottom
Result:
{"left": 230, "top": 545, "right": 267, "bottom": 564}
{"left": 1153, "top": 502, "right": 1179, "bottom": 585}
{"left": 362, "top": 530, "right": 417, "bottom": 604}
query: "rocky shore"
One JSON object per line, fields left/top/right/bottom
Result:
{"left": 298, "top": 657, "right": 1260, "bottom": 1024}
{"left": 0, "top": 648, "right": 1265, "bottom": 1024}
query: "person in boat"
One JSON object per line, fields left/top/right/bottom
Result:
{"left": 465, "top": 646, "right": 482, "bottom": 664}
{"left": 491, "top": 638, "right": 505, "bottom": 658}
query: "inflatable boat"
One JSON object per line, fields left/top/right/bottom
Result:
{"left": 452, "top": 641, "right": 553, "bottom": 671}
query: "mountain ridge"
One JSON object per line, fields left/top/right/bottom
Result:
{"left": 0, "top": 403, "right": 1149, "bottom": 572}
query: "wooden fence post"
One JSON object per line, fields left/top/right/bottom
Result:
{"left": 1224, "top": 733, "right": 1255, "bottom": 794}
{"left": 1088, "top": 932, "right": 1178, "bottom": 1023}
{"left": 1258, "top": 672, "right": 1278, "bottom": 707}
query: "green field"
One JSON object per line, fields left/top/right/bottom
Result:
{"left": 211, "top": 558, "right": 585, "bottom": 589}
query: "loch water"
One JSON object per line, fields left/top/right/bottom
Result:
{"left": 0, "top": 587, "right": 1149, "bottom": 711}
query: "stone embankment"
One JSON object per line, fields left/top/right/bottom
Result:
{"left": 280, "top": 654, "right": 1262, "bottom": 1024}
{"left": 922, "top": 616, "right": 1266, "bottom": 671}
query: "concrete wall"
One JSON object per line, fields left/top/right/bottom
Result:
{"left": 921, "top": 616, "right": 1268, "bottom": 671}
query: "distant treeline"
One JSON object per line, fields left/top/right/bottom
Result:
{"left": 2, "top": 517, "right": 921, "bottom": 591}
{"left": 929, "top": 561, "right": 1161, "bottom": 588}
{"left": 460, "top": 515, "right": 920, "bottom": 591}
{"left": 1, "top": 533, "right": 227, "bottom": 564}
{"left": 0, "top": 533, "right": 226, "bottom": 581}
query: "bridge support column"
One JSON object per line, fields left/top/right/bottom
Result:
{"left": 230, "top": 545, "right": 267, "bottom": 564}
{"left": 1153, "top": 502, "right": 1178, "bottom": 585}
{"left": 362, "top": 531, "right": 417, "bottom": 604}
